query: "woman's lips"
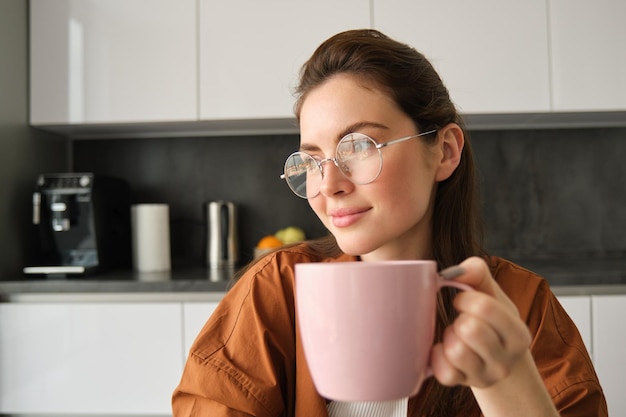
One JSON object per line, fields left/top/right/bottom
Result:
{"left": 329, "top": 207, "right": 371, "bottom": 228}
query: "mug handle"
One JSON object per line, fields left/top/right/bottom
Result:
{"left": 438, "top": 278, "right": 473, "bottom": 293}
{"left": 423, "top": 276, "right": 475, "bottom": 378}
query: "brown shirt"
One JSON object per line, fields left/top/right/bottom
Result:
{"left": 172, "top": 245, "right": 607, "bottom": 416}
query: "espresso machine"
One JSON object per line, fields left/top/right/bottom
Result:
{"left": 24, "top": 173, "right": 132, "bottom": 277}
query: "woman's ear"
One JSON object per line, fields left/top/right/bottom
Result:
{"left": 435, "top": 123, "right": 464, "bottom": 182}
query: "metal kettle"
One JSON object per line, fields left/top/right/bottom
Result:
{"left": 204, "top": 201, "right": 239, "bottom": 269}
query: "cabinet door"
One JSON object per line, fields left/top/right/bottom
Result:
{"left": 550, "top": 0, "right": 626, "bottom": 111}
{"left": 30, "top": 0, "right": 197, "bottom": 125}
{"left": 183, "top": 301, "right": 220, "bottom": 356}
{"left": 0, "top": 302, "right": 183, "bottom": 415}
{"left": 556, "top": 295, "right": 592, "bottom": 357}
{"left": 373, "top": 0, "right": 551, "bottom": 114}
{"left": 592, "top": 295, "right": 626, "bottom": 417}
{"left": 198, "top": 0, "right": 370, "bottom": 120}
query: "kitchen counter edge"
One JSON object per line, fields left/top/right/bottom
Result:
{"left": 2, "top": 259, "right": 625, "bottom": 302}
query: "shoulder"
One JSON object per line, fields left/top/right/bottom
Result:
{"left": 236, "top": 242, "right": 356, "bottom": 288}
{"left": 222, "top": 243, "right": 356, "bottom": 315}
{"left": 189, "top": 243, "right": 353, "bottom": 359}
{"left": 484, "top": 256, "right": 552, "bottom": 321}
{"left": 486, "top": 256, "right": 549, "bottom": 295}
{"left": 486, "top": 255, "right": 546, "bottom": 289}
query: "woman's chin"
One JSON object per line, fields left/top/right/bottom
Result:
{"left": 334, "top": 238, "right": 377, "bottom": 258}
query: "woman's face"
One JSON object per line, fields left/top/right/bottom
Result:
{"left": 298, "top": 74, "right": 443, "bottom": 261}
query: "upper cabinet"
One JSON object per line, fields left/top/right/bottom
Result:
{"left": 30, "top": 0, "right": 197, "bottom": 125}
{"left": 29, "top": 0, "right": 626, "bottom": 133}
{"left": 373, "top": 0, "right": 551, "bottom": 114}
{"left": 549, "top": 0, "right": 626, "bottom": 111}
{"left": 198, "top": 0, "right": 370, "bottom": 120}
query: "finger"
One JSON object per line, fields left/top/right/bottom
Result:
{"left": 430, "top": 342, "right": 467, "bottom": 386}
{"left": 453, "top": 291, "right": 532, "bottom": 353}
{"left": 443, "top": 257, "right": 519, "bottom": 315}
{"left": 443, "top": 256, "right": 501, "bottom": 298}
{"left": 450, "top": 313, "right": 511, "bottom": 385}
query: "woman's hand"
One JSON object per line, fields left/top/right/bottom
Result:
{"left": 431, "top": 257, "right": 560, "bottom": 416}
{"left": 431, "top": 256, "right": 531, "bottom": 387}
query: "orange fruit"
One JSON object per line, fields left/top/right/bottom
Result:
{"left": 256, "top": 235, "right": 284, "bottom": 249}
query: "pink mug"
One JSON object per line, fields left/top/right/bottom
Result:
{"left": 295, "top": 260, "right": 470, "bottom": 402}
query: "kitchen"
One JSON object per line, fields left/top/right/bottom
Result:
{"left": 1, "top": 0, "right": 625, "bottom": 416}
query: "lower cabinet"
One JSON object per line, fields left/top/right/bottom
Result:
{"left": 556, "top": 295, "right": 592, "bottom": 358}
{"left": 0, "top": 295, "right": 623, "bottom": 415}
{"left": 558, "top": 294, "right": 626, "bottom": 416}
{"left": 592, "top": 294, "right": 626, "bottom": 417}
{"left": 182, "top": 302, "right": 220, "bottom": 356}
{"left": 0, "top": 302, "right": 184, "bottom": 415}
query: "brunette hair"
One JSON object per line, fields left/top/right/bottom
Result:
{"left": 296, "top": 29, "right": 484, "bottom": 416}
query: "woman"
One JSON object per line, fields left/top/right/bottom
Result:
{"left": 172, "top": 29, "right": 606, "bottom": 416}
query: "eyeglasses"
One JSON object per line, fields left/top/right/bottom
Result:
{"left": 280, "top": 129, "right": 437, "bottom": 199}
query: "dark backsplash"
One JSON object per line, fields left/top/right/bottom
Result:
{"left": 472, "top": 128, "right": 626, "bottom": 261}
{"left": 73, "top": 135, "right": 328, "bottom": 267}
{"left": 72, "top": 127, "right": 626, "bottom": 267}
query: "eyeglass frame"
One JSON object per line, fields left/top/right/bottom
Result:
{"left": 280, "top": 129, "right": 438, "bottom": 199}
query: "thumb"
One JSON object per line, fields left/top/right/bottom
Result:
{"left": 441, "top": 256, "right": 499, "bottom": 297}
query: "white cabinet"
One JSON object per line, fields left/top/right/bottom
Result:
{"left": 373, "top": 0, "right": 551, "bottom": 114}
{"left": 549, "top": 0, "right": 626, "bottom": 111}
{"left": 30, "top": 0, "right": 197, "bottom": 125}
{"left": 0, "top": 302, "right": 184, "bottom": 415}
{"left": 592, "top": 294, "right": 626, "bottom": 417}
{"left": 28, "top": 0, "right": 626, "bottom": 130}
{"left": 182, "top": 301, "right": 220, "bottom": 356}
{"left": 557, "top": 295, "right": 592, "bottom": 357}
{"left": 30, "top": 0, "right": 370, "bottom": 126}
{"left": 198, "top": 0, "right": 370, "bottom": 120}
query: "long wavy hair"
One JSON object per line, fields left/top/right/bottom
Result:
{"left": 295, "top": 29, "right": 485, "bottom": 416}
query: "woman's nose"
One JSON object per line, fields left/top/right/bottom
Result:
{"left": 318, "top": 159, "right": 354, "bottom": 197}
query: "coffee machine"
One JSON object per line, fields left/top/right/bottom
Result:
{"left": 24, "top": 173, "right": 132, "bottom": 277}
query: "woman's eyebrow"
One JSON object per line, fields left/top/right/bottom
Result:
{"left": 299, "top": 143, "right": 320, "bottom": 152}
{"left": 337, "top": 121, "right": 389, "bottom": 140}
{"left": 299, "top": 121, "right": 390, "bottom": 152}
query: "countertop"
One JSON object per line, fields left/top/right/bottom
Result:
{"left": 1, "top": 258, "right": 625, "bottom": 302}
{"left": 0, "top": 268, "right": 233, "bottom": 302}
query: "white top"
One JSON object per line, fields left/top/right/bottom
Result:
{"left": 327, "top": 398, "right": 408, "bottom": 417}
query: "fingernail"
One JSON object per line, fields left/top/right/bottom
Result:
{"left": 439, "top": 265, "right": 465, "bottom": 280}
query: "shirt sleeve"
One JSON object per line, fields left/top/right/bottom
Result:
{"left": 493, "top": 259, "right": 608, "bottom": 416}
{"left": 532, "top": 288, "right": 607, "bottom": 416}
{"left": 172, "top": 252, "right": 302, "bottom": 417}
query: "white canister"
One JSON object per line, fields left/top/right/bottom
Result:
{"left": 131, "top": 204, "right": 171, "bottom": 272}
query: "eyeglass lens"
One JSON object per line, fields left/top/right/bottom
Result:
{"left": 283, "top": 133, "right": 382, "bottom": 199}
